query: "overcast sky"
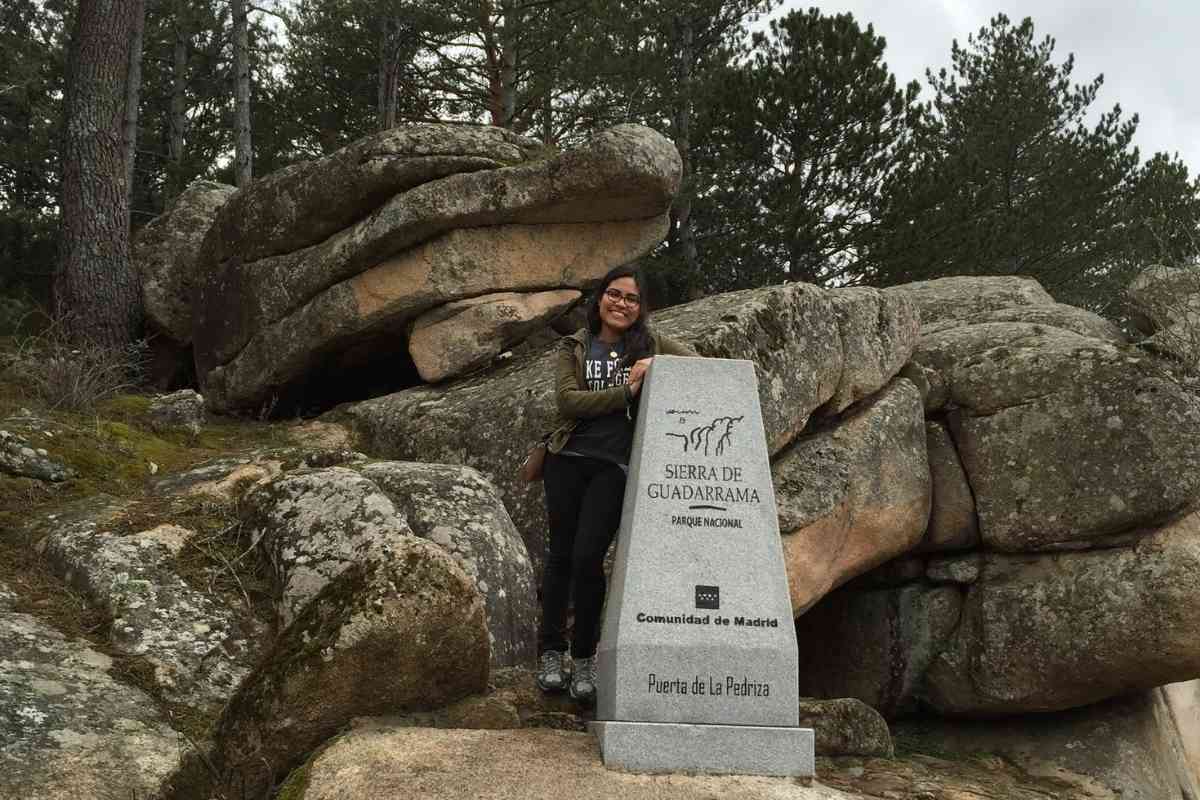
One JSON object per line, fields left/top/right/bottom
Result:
{"left": 774, "top": 1, "right": 1199, "bottom": 174}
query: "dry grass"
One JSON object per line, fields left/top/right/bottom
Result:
{"left": 0, "top": 313, "right": 148, "bottom": 414}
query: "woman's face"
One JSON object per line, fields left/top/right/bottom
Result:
{"left": 598, "top": 276, "right": 642, "bottom": 335}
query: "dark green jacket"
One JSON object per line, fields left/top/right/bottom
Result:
{"left": 546, "top": 327, "right": 698, "bottom": 453}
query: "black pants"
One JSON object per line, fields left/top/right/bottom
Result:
{"left": 539, "top": 452, "right": 627, "bottom": 659}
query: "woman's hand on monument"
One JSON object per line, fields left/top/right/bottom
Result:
{"left": 629, "top": 357, "right": 654, "bottom": 385}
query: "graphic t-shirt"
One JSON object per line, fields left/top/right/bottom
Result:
{"left": 562, "top": 336, "right": 635, "bottom": 465}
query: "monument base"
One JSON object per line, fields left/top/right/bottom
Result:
{"left": 589, "top": 720, "right": 814, "bottom": 778}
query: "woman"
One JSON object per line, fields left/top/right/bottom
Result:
{"left": 537, "top": 264, "right": 696, "bottom": 704}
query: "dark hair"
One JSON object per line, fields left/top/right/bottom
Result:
{"left": 586, "top": 263, "right": 653, "bottom": 365}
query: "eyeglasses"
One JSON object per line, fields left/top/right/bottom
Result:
{"left": 603, "top": 287, "right": 641, "bottom": 307}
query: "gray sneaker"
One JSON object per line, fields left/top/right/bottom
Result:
{"left": 569, "top": 655, "right": 597, "bottom": 705}
{"left": 536, "top": 650, "right": 571, "bottom": 693}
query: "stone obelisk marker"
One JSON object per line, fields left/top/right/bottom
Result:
{"left": 591, "top": 356, "right": 814, "bottom": 777}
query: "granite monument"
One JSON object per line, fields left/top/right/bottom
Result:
{"left": 591, "top": 355, "right": 814, "bottom": 777}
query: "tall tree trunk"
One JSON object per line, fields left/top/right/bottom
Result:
{"left": 167, "top": 14, "right": 188, "bottom": 202}
{"left": 499, "top": 0, "right": 519, "bottom": 128}
{"left": 122, "top": 0, "right": 145, "bottom": 225}
{"left": 56, "top": 0, "right": 144, "bottom": 348}
{"left": 232, "top": 0, "right": 251, "bottom": 185}
{"left": 479, "top": 1, "right": 504, "bottom": 126}
{"left": 540, "top": 83, "right": 553, "bottom": 146}
{"left": 669, "top": 15, "right": 700, "bottom": 298}
{"left": 377, "top": 17, "right": 400, "bottom": 130}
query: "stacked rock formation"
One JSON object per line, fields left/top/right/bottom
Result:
{"left": 333, "top": 283, "right": 922, "bottom": 574}
{"left": 784, "top": 276, "right": 1200, "bottom": 799}
{"left": 329, "top": 273, "right": 1200, "bottom": 797}
{"left": 20, "top": 119, "right": 1200, "bottom": 799}
{"left": 179, "top": 123, "right": 681, "bottom": 411}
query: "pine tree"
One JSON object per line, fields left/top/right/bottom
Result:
{"left": 0, "top": 0, "right": 68, "bottom": 301}
{"left": 870, "top": 15, "right": 1140, "bottom": 304}
{"left": 695, "top": 8, "right": 921, "bottom": 290}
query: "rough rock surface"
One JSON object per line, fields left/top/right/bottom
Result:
{"left": 246, "top": 462, "right": 534, "bottom": 665}
{"left": 149, "top": 451, "right": 285, "bottom": 501}
{"left": 918, "top": 420, "right": 978, "bottom": 552}
{"left": 276, "top": 725, "right": 1114, "bottom": 800}
{"left": 204, "top": 123, "right": 542, "bottom": 267}
{"left": 34, "top": 497, "right": 254, "bottom": 713}
{"left": 247, "top": 466, "right": 411, "bottom": 627}
{"left": 796, "top": 698, "right": 894, "bottom": 758}
{"left": 409, "top": 289, "right": 581, "bottom": 382}
{"left": 1139, "top": 320, "right": 1200, "bottom": 365}
{"left": 886, "top": 275, "right": 1054, "bottom": 327}
{"left": 148, "top": 389, "right": 205, "bottom": 437}
{"left": 820, "top": 753, "right": 1115, "bottom": 799}
{"left": 281, "top": 725, "right": 852, "bottom": 800}
{"left": 921, "top": 302, "right": 1128, "bottom": 343}
{"left": 797, "top": 511, "right": 1200, "bottom": 717}
{"left": 924, "top": 512, "right": 1200, "bottom": 715}
{"left": 361, "top": 462, "right": 536, "bottom": 667}
{"left": 774, "top": 379, "right": 929, "bottom": 613}
{"left": 821, "top": 288, "right": 921, "bottom": 414}
{"left": 202, "top": 216, "right": 668, "bottom": 412}
{"left": 1167, "top": 680, "right": 1200, "bottom": 781}
{"left": 653, "top": 285, "right": 918, "bottom": 454}
{"left": 160, "top": 546, "right": 488, "bottom": 800}
{"left": 0, "top": 427, "right": 73, "bottom": 481}
{"left": 1125, "top": 264, "right": 1200, "bottom": 335}
{"left": 333, "top": 283, "right": 917, "bottom": 574}
{"left": 894, "top": 683, "right": 1200, "bottom": 800}
{"left": 0, "top": 611, "right": 185, "bottom": 800}
{"left": 285, "top": 419, "right": 357, "bottom": 451}
{"left": 194, "top": 124, "right": 682, "bottom": 410}
{"left": 914, "top": 321, "right": 1200, "bottom": 549}
{"left": 132, "top": 179, "right": 235, "bottom": 344}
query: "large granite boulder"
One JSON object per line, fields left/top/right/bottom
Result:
{"left": 821, "top": 288, "right": 921, "bottom": 414}
{"left": 0, "top": 611, "right": 185, "bottom": 800}
{"left": 133, "top": 180, "right": 236, "bottom": 387}
{"left": 32, "top": 496, "right": 254, "bottom": 715}
{"left": 912, "top": 321, "right": 1200, "bottom": 550}
{"left": 885, "top": 275, "right": 1054, "bottom": 327}
{"left": 921, "top": 302, "right": 1128, "bottom": 343}
{"left": 924, "top": 512, "right": 1200, "bottom": 715}
{"left": 246, "top": 461, "right": 535, "bottom": 666}
{"left": 409, "top": 289, "right": 581, "bottom": 382}
{"left": 205, "top": 124, "right": 541, "bottom": 266}
{"left": 1124, "top": 265, "right": 1200, "bottom": 366}
{"left": 332, "top": 283, "right": 918, "bottom": 574}
{"left": 360, "top": 462, "right": 537, "bottom": 668}
{"left": 774, "top": 378, "right": 930, "bottom": 614}
{"left": 279, "top": 725, "right": 855, "bottom": 800}
{"left": 1125, "top": 264, "right": 1200, "bottom": 336}
{"left": 132, "top": 180, "right": 235, "bottom": 346}
{"left": 796, "top": 511, "right": 1200, "bottom": 717}
{"left": 160, "top": 543, "right": 488, "bottom": 800}
{"left": 276, "top": 724, "right": 1108, "bottom": 799}
{"left": 194, "top": 124, "right": 682, "bottom": 411}
{"left": 246, "top": 467, "right": 414, "bottom": 628}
